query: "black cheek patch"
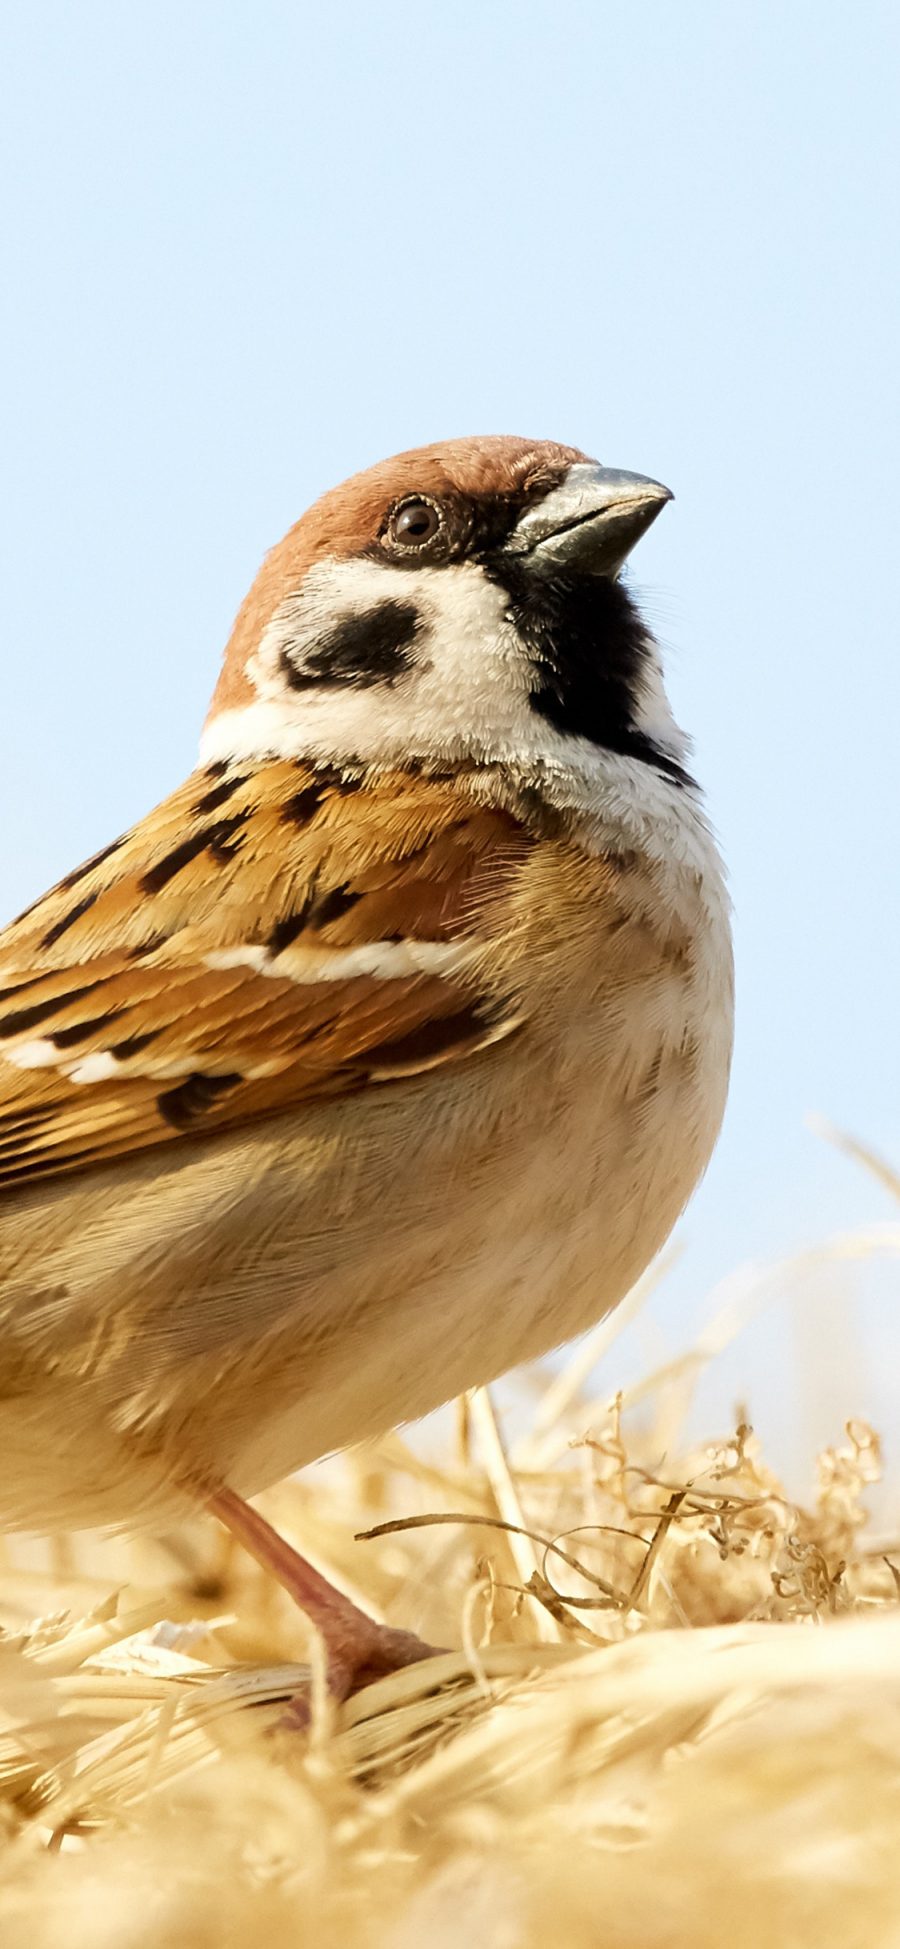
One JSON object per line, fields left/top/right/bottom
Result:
{"left": 282, "top": 600, "right": 422, "bottom": 691}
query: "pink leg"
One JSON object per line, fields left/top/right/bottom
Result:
{"left": 208, "top": 1485, "right": 445, "bottom": 1701}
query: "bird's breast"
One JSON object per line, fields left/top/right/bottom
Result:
{"left": 0, "top": 829, "right": 733, "bottom": 1530}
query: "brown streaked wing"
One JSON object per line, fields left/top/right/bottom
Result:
{"left": 0, "top": 762, "right": 531, "bottom": 1190}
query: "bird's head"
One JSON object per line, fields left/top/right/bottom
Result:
{"left": 200, "top": 434, "right": 690, "bottom": 787}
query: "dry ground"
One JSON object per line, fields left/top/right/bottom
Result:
{"left": 1, "top": 1176, "right": 900, "bottom": 1948}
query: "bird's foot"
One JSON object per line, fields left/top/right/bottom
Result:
{"left": 208, "top": 1483, "right": 445, "bottom": 1713}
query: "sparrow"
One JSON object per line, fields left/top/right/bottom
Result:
{"left": 0, "top": 436, "right": 733, "bottom": 1696}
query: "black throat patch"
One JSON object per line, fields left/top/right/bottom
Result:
{"left": 489, "top": 563, "right": 694, "bottom": 788}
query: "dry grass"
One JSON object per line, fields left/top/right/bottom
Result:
{"left": 1, "top": 1197, "right": 900, "bottom": 1946}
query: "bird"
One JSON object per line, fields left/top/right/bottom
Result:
{"left": 0, "top": 435, "right": 733, "bottom": 1698}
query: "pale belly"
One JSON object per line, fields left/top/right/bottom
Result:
{"left": 0, "top": 945, "right": 731, "bottom": 1531}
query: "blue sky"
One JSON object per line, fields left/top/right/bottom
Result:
{"left": 2, "top": 2, "right": 898, "bottom": 1483}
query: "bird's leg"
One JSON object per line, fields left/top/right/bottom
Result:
{"left": 208, "top": 1484, "right": 445, "bottom": 1703}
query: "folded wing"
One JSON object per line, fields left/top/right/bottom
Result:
{"left": 0, "top": 761, "right": 531, "bottom": 1188}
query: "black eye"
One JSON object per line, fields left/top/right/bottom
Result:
{"left": 388, "top": 498, "right": 442, "bottom": 548}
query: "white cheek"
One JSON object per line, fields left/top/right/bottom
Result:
{"left": 249, "top": 558, "right": 428, "bottom": 701}
{"left": 202, "top": 558, "right": 554, "bottom": 769}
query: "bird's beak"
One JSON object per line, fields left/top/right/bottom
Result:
{"left": 506, "top": 463, "right": 673, "bottom": 576}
